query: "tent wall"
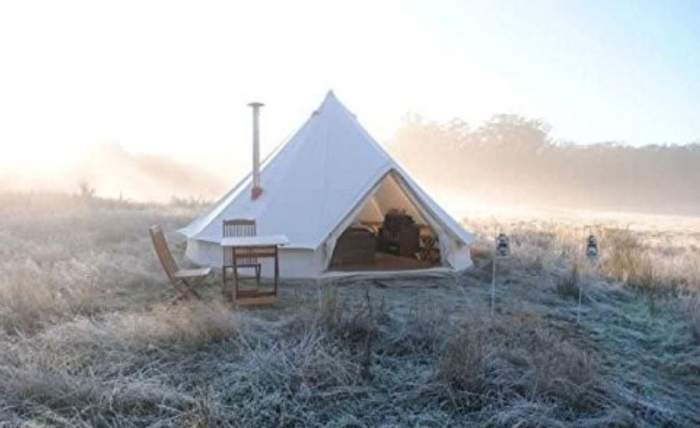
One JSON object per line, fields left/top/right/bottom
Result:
{"left": 180, "top": 92, "right": 474, "bottom": 279}
{"left": 184, "top": 169, "right": 473, "bottom": 279}
{"left": 186, "top": 236, "right": 471, "bottom": 279}
{"left": 444, "top": 238, "right": 471, "bottom": 270}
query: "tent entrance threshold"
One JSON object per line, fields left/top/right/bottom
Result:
{"left": 331, "top": 252, "right": 437, "bottom": 272}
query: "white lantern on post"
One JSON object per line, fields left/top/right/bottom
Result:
{"left": 491, "top": 233, "right": 511, "bottom": 315}
{"left": 496, "top": 233, "right": 511, "bottom": 257}
{"left": 577, "top": 234, "right": 599, "bottom": 324}
{"left": 586, "top": 234, "right": 599, "bottom": 260}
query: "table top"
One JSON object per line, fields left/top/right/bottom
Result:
{"left": 220, "top": 235, "right": 289, "bottom": 248}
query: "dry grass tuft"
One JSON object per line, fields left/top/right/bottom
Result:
{"left": 317, "top": 284, "right": 345, "bottom": 328}
{"left": 437, "top": 311, "right": 603, "bottom": 413}
{"left": 0, "top": 301, "right": 237, "bottom": 424}
{"left": 96, "top": 301, "right": 238, "bottom": 350}
{"left": 556, "top": 261, "right": 581, "bottom": 299}
{"left": 601, "top": 228, "right": 657, "bottom": 292}
{"left": 390, "top": 301, "right": 450, "bottom": 355}
{"left": 316, "top": 285, "right": 383, "bottom": 345}
{"left": 0, "top": 193, "right": 196, "bottom": 335}
{"left": 0, "top": 258, "right": 104, "bottom": 334}
{"left": 683, "top": 295, "right": 700, "bottom": 344}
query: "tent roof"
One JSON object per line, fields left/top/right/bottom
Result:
{"left": 179, "top": 91, "right": 473, "bottom": 249}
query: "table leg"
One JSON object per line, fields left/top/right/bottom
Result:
{"left": 274, "top": 245, "right": 279, "bottom": 296}
{"left": 222, "top": 250, "right": 227, "bottom": 297}
{"left": 232, "top": 250, "right": 239, "bottom": 302}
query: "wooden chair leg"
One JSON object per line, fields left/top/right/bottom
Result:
{"left": 170, "top": 293, "right": 187, "bottom": 305}
{"left": 222, "top": 266, "right": 227, "bottom": 295}
{"left": 170, "top": 280, "right": 190, "bottom": 301}
{"left": 223, "top": 266, "right": 233, "bottom": 298}
{"left": 222, "top": 249, "right": 230, "bottom": 298}
{"left": 181, "top": 279, "right": 202, "bottom": 299}
{"left": 232, "top": 260, "right": 239, "bottom": 302}
{"left": 233, "top": 268, "right": 239, "bottom": 301}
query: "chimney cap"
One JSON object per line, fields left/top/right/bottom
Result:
{"left": 248, "top": 101, "right": 264, "bottom": 108}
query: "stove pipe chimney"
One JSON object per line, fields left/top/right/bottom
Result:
{"left": 248, "top": 101, "right": 264, "bottom": 199}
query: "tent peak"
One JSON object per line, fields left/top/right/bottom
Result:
{"left": 318, "top": 89, "right": 357, "bottom": 118}
{"left": 320, "top": 90, "right": 339, "bottom": 109}
{"left": 312, "top": 90, "right": 339, "bottom": 117}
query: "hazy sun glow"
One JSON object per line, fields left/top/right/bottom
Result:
{"left": 1, "top": 0, "right": 698, "bottom": 185}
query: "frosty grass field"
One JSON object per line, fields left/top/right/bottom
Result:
{"left": 1, "top": 192, "right": 699, "bottom": 427}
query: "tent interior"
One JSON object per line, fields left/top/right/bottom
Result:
{"left": 329, "top": 172, "right": 443, "bottom": 272}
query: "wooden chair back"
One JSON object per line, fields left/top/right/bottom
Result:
{"left": 149, "top": 225, "right": 179, "bottom": 282}
{"left": 223, "top": 219, "right": 256, "bottom": 237}
{"left": 223, "top": 219, "right": 258, "bottom": 265}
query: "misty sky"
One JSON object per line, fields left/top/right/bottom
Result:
{"left": 1, "top": 0, "right": 698, "bottom": 170}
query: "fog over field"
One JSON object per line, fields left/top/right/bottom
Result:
{"left": 3, "top": 113, "right": 698, "bottom": 218}
{"left": 390, "top": 115, "right": 700, "bottom": 217}
{"left": 0, "top": 144, "right": 229, "bottom": 203}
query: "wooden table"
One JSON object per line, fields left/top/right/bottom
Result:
{"left": 221, "top": 235, "right": 289, "bottom": 304}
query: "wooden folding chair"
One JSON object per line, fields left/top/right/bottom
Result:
{"left": 149, "top": 225, "right": 211, "bottom": 301}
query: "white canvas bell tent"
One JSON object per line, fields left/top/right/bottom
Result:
{"left": 179, "top": 91, "right": 474, "bottom": 278}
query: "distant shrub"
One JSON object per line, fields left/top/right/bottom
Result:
{"left": 169, "top": 195, "right": 210, "bottom": 208}
{"left": 78, "top": 180, "right": 96, "bottom": 200}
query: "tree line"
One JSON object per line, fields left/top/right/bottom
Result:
{"left": 389, "top": 114, "right": 700, "bottom": 216}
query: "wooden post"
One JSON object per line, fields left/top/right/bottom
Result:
{"left": 577, "top": 275, "right": 583, "bottom": 324}
{"left": 491, "top": 257, "right": 497, "bottom": 316}
{"left": 492, "top": 233, "right": 509, "bottom": 316}
{"left": 578, "top": 234, "right": 599, "bottom": 324}
{"left": 222, "top": 250, "right": 227, "bottom": 297}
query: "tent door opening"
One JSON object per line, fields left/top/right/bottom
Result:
{"left": 328, "top": 172, "right": 443, "bottom": 272}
